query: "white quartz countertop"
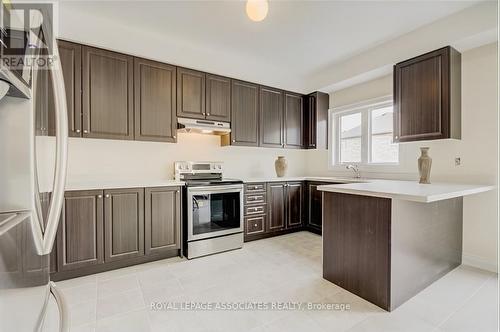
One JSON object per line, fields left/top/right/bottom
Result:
{"left": 243, "top": 176, "right": 367, "bottom": 184}
{"left": 38, "top": 179, "right": 185, "bottom": 192}
{"left": 64, "top": 179, "right": 185, "bottom": 191}
{"left": 317, "top": 180, "right": 494, "bottom": 203}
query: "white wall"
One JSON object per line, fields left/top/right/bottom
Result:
{"left": 53, "top": 134, "right": 306, "bottom": 183}
{"left": 306, "top": 43, "right": 499, "bottom": 272}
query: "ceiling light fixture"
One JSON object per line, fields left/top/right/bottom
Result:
{"left": 246, "top": 0, "right": 268, "bottom": 22}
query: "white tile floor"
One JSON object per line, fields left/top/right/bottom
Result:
{"left": 56, "top": 231, "right": 498, "bottom": 332}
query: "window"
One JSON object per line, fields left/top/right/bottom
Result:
{"left": 332, "top": 98, "right": 398, "bottom": 166}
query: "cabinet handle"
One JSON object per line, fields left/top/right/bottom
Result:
{"left": 206, "top": 113, "right": 210, "bottom": 116}
{"left": 173, "top": 135, "right": 176, "bottom": 139}
{"left": 254, "top": 223, "right": 258, "bottom": 227}
{"left": 232, "top": 139, "right": 236, "bottom": 143}
{"left": 75, "top": 129, "right": 81, "bottom": 133}
{"left": 105, "top": 194, "right": 110, "bottom": 198}
{"left": 97, "top": 195, "right": 102, "bottom": 198}
{"left": 83, "top": 130, "right": 89, "bottom": 134}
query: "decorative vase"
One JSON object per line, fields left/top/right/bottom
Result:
{"left": 275, "top": 156, "right": 288, "bottom": 177}
{"left": 418, "top": 147, "right": 432, "bottom": 184}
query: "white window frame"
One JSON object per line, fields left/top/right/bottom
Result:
{"left": 329, "top": 95, "right": 403, "bottom": 172}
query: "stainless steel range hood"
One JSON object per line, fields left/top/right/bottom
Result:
{"left": 177, "top": 117, "right": 231, "bottom": 136}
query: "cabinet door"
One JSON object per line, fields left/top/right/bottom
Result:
{"left": 206, "top": 74, "right": 231, "bottom": 122}
{"left": 134, "top": 58, "right": 177, "bottom": 142}
{"left": 56, "top": 190, "right": 104, "bottom": 272}
{"left": 48, "top": 40, "right": 82, "bottom": 137}
{"left": 307, "top": 183, "right": 323, "bottom": 231}
{"left": 145, "top": 187, "right": 181, "bottom": 255}
{"left": 284, "top": 92, "right": 303, "bottom": 148}
{"left": 104, "top": 188, "right": 144, "bottom": 262}
{"left": 82, "top": 46, "right": 134, "bottom": 140}
{"left": 267, "top": 182, "right": 286, "bottom": 231}
{"left": 259, "top": 86, "right": 284, "bottom": 148}
{"left": 34, "top": 58, "right": 50, "bottom": 136}
{"left": 177, "top": 68, "right": 206, "bottom": 119}
{"left": 304, "top": 94, "right": 317, "bottom": 149}
{"left": 231, "top": 80, "right": 259, "bottom": 146}
{"left": 394, "top": 47, "right": 452, "bottom": 142}
{"left": 286, "top": 182, "right": 303, "bottom": 228}
{"left": 41, "top": 193, "right": 57, "bottom": 273}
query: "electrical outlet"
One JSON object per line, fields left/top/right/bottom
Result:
{"left": 455, "top": 157, "right": 461, "bottom": 166}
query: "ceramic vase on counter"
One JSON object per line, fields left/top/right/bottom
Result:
{"left": 418, "top": 147, "right": 432, "bottom": 184}
{"left": 275, "top": 156, "right": 288, "bottom": 177}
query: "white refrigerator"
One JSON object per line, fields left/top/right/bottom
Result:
{"left": 0, "top": 3, "right": 69, "bottom": 331}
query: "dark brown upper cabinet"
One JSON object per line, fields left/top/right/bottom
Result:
{"left": 37, "top": 40, "right": 82, "bottom": 137}
{"left": 227, "top": 80, "right": 260, "bottom": 146}
{"left": 104, "top": 188, "right": 144, "bottom": 263}
{"left": 394, "top": 46, "right": 461, "bottom": 142}
{"left": 304, "top": 91, "right": 329, "bottom": 149}
{"left": 145, "top": 187, "right": 181, "bottom": 256}
{"left": 56, "top": 190, "right": 104, "bottom": 272}
{"left": 284, "top": 92, "right": 304, "bottom": 149}
{"left": 206, "top": 74, "right": 231, "bottom": 122}
{"left": 259, "top": 86, "right": 284, "bottom": 148}
{"left": 82, "top": 46, "right": 134, "bottom": 140}
{"left": 53, "top": 40, "right": 82, "bottom": 137}
{"left": 134, "top": 58, "right": 177, "bottom": 143}
{"left": 177, "top": 67, "right": 206, "bottom": 119}
{"left": 34, "top": 53, "right": 50, "bottom": 136}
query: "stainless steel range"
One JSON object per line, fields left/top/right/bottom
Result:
{"left": 175, "top": 161, "right": 243, "bottom": 259}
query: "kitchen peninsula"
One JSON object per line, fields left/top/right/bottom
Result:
{"left": 318, "top": 180, "right": 494, "bottom": 311}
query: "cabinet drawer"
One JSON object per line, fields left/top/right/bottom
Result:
{"left": 245, "top": 183, "right": 266, "bottom": 193}
{"left": 245, "top": 193, "right": 266, "bottom": 205}
{"left": 245, "top": 215, "right": 265, "bottom": 235}
{"left": 244, "top": 204, "right": 266, "bottom": 216}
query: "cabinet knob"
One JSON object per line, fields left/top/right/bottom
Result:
{"left": 206, "top": 113, "right": 210, "bottom": 116}
{"left": 105, "top": 194, "right": 110, "bottom": 198}
{"left": 83, "top": 130, "right": 89, "bottom": 134}
{"left": 173, "top": 135, "right": 176, "bottom": 139}
{"left": 254, "top": 223, "right": 258, "bottom": 227}
{"left": 97, "top": 195, "right": 102, "bottom": 198}
{"left": 232, "top": 139, "right": 236, "bottom": 143}
{"left": 75, "top": 129, "right": 81, "bottom": 133}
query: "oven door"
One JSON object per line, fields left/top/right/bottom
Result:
{"left": 187, "top": 185, "right": 243, "bottom": 241}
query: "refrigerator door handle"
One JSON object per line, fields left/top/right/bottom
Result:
{"left": 33, "top": 41, "right": 69, "bottom": 255}
{"left": 49, "top": 282, "right": 69, "bottom": 332}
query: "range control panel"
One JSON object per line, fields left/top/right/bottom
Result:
{"left": 174, "top": 161, "right": 223, "bottom": 180}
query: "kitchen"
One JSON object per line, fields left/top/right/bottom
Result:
{"left": 0, "top": 1, "right": 498, "bottom": 332}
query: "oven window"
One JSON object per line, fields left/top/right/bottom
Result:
{"left": 192, "top": 192, "right": 240, "bottom": 235}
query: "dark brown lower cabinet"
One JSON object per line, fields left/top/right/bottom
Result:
{"left": 267, "top": 182, "right": 286, "bottom": 232}
{"left": 305, "top": 181, "right": 340, "bottom": 234}
{"left": 51, "top": 187, "right": 182, "bottom": 280}
{"left": 145, "top": 187, "right": 181, "bottom": 255}
{"left": 286, "top": 182, "right": 303, "bottom": 228}
{"left": 56, "top": 190, "right": 104, "bottom": 272}
{"left": 104, "top": 188, "right": 144, "bottom": 262}
{"left": 41, "top": 193, "right": 58, "bottom": 273}
{"left": 266, "top": 181, "right": 304, "bottom": 233}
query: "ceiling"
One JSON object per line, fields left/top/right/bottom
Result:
{"left": 59, "top": 0, "right": 485, "bottom": 92}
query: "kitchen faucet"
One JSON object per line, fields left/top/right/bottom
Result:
{"left": 346, "top": 164, "right": 361, "bottom": 178}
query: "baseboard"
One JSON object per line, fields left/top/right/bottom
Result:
{"left": 462, "top": 252, "right": 498, "bottom": 273}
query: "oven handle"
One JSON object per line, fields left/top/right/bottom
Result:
{"left": 187, "top": 185, "right": 243, "bottom": 194}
